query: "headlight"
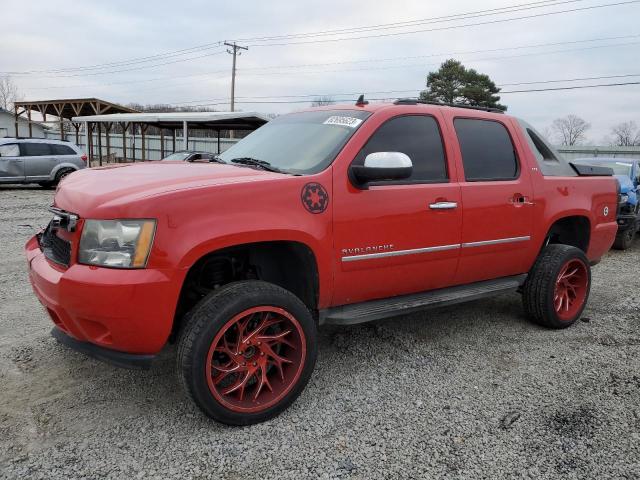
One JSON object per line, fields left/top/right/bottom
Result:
{"left": 79, "top": 219, "right": 156, "bottom": 268}
{"left": 619, "top": 194, "right": 629, "bottom": 204}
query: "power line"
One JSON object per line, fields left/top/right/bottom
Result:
{"left": 21, "top": 33, "right": 639, "bottom": 91}
{"left": 500, "top": 72, "right": 640, "bottom": 86}
{"left": 235, "top": 40, "right": 640, "bottom": 77}
{"left": 501, "top": 81, "right": 640, "bottom": 92}
{"left": 0, "top": 43, "right": 225, "bottom": 75}
{"left": 236, "top": 35, "right": 640, "bottom": 73}
{"left": 7, "top": 49, "right": 227, "bottom": 79}
{"left": 0, "top": 0, "right": 579, "bottom": 75}
{"left": 246, "top": 1, "right": 640, "bottom": 46}
{"left": 234, "top": 0, "right": 584, "bottom": 42}
{"left": 167, "top": 80, "right": 640, "bottom": 108}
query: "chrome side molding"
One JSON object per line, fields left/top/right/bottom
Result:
{"left": 341, "top": 236, "right": 532, "bottom": 262}
{"left": 462, "top": 236, "right": 531, "bottom": 248}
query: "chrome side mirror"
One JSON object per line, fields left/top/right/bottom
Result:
{"left": 350, "top": 152, "right": 413, "bottom": 186}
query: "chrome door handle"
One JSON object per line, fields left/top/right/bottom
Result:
{"left": 429, "top": 201, "right": 458, "bottom": 210}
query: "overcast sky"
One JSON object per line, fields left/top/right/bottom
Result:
{"left": 2, "top": 0, "right": 639, "bottom": 142}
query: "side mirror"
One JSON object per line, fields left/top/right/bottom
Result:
{"left": 350, "top": 152, "right": 413, "bottom": 186}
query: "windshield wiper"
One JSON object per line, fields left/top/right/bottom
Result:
{"left": 229, "top": 157, "right": 284, "bottom": 173}
{"left": 210, "top": 155, "right": 226, "bottom": 164}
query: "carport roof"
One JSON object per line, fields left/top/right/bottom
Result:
{"left": 71, "top": 111, "right": 270, "bottom": 130}
{"left": 14, "top": 98, "right": 138, "bottom": 119}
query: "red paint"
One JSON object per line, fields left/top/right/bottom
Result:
{"left": 25, "top": 103, "right": 618, "bottom": 356}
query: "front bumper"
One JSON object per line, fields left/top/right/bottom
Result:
{"left": 51, "top": 327, "right": 155, "bottom": 369}
{"left": 26, "top": 235, "right": 182, "bottom": 357}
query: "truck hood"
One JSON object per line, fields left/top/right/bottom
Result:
{"left": 54, "top": 161, "right": 283, "bottom": 215}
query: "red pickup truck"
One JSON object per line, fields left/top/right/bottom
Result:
{"left": 25, "top": 100, "right": 618, "bottom": 425}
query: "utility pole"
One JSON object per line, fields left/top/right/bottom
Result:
{"left": 224, "top": 41, "right": 248, "bottom": 112}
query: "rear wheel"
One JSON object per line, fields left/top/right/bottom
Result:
{"left": 613, "top": 222, "right": 636, "bottom": 250}
{"left": 177, "top": 280, "right": 317, "bottom": 425}
{"left": 54, "top": 168, "right": 74, "bottom": 185}
{"left": 523, "top": 244, "right": 591, "bottom": 328}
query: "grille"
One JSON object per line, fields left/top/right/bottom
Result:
{"left": 40, "top": 224, "right": 71, "bottom": 267}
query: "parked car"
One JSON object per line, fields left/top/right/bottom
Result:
{"left": 25, "top": 100, "right": 618, "bottom": 426}
{"left": 162, "top": 151, "right": 219, "bottom": 163}
{"left": 0, "top": 138, "right": 87, "bottom": 188}
{"left": 573, "top": 157, "right": 640, "bottom": 250}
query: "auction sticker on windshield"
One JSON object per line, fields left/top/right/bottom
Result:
{"left": 323, "top": 116, "right": 363, "bottom": 128}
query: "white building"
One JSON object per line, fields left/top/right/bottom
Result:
{"left": 0, "top": 108, "right": 47, "bottom": 138}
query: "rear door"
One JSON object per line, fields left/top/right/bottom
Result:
{"left": 21, "top": 142, "right": 57, "bottom": 180}
{"left": 52, "top": 143, "right": 81, "bottom": 168}
{"left": 451, "top": 116, "right": 534, "bottom": 284}
{"left": 0, "top": 143, "right": 24, "bottom": 181}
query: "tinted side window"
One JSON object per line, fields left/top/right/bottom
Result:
{"left": 454, "top": 119, "right": 518, "bottom": 181}
{"left": 52, "top": 144, "right": 76, "bottom": 155}
{"left": 353, "top": 115, "right": 448, "bottom": 183}
{"left": 0, "top": 144, "right": 20, "bottom": 156}
{"left": 21, "top": 143, "right": 52, "bottom": 156}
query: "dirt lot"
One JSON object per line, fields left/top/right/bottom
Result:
{"left": 1, "top": 185, "right": 639, "bottom": 480}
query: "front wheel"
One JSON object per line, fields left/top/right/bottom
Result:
{"left": 177, "top": 280, "right": 317, "bottom": 425}
{"left": 523, "top": 244, "right": 591, "bottom": 329}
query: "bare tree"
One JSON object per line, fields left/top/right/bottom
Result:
{"left": 551, "top": 115, "right": 590, "bottom": 146}
{"left": 311, "top": 96, "right": 335, "bottom": 107}
{"left": 0, "top": 76, "right": 22, "bottom": 111}
{"left": 610, "top": 121, "right": 640, "bottom": 146}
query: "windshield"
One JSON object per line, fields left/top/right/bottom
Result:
{"left": 575, "top": 159, "right": 632, "bottom": 177}
{"left": 217, "top": 109, "right": 371, "bottom": 174}
{"left": 162, "top": 152, "right": 191, "bottom": 161}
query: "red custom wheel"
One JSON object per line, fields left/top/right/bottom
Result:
{"left": 177, "top": 281, "right": 317, "bottom": 425}
{"left": 206, "top": 306, "right": 306, "bottom": 413}
{"left": 553, "top": 259, "right": 589, "bottom": 322}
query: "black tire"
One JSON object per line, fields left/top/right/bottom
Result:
{"left": 522, "top": 244, "right": 591, "bottom": 329}
{"left": 54, "top": 168, "right": 75, "bottom": 185}
{"left": 613, "top": 223, "right": 636, "bottom": 250}
{"left": 177, "top": 280, "right": 317, "bottom": 425}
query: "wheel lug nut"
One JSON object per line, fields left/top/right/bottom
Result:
{"left": 260, "top": 352, "right": 264, "bottom": 356}
{"left": 252, "top": 362, "right": 257, "bottom": 366}
{"left": 242, "top": 362, "right": 246, "bottom": 366}
{"left": 257, "top": 342, "right": 261, "bottom": 345}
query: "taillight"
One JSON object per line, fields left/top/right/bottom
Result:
{"left": 81, "top": 154, "right": 87, "bottom": 164}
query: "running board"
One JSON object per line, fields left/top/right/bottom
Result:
{"left": 320, "top": 274, "right": 527, "bottom": 326}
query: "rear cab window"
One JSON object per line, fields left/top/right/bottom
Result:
{"left": 516, "top": 119, "right": 576, "bottom": 176}
{"left": 352, "top": 115, "right": 449, "bottom": 184}
{"left": 454, "top": 118, "right": 519, "bottom": 181}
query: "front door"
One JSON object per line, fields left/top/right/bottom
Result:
{"left": 21, "top": 142, "right": 56, "bottom": 180}
{"left": 450, "top": 117, "right": 534, "bottom": 284}
{"left": 332, "top": 114, "right": 462, "bottom": 306}
{"left": 0, "top": 143, "right": 24, "bottom": 181}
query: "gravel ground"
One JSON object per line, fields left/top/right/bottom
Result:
{"left": 1, "top": 185, "right": 639, "bottom": 480}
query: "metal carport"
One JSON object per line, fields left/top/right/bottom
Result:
{"left": 72, "top": 111, "right": 270, "bottom": 165}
